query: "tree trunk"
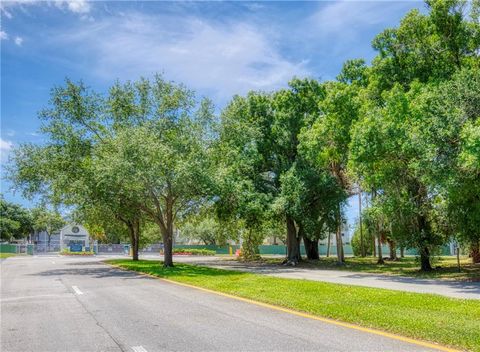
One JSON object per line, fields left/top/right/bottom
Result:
{"left": 127, "top": 221, "right": 139, "bottom": 261}
{"left": 161, "top": 195, "right": 175, "bottom": 267}
{"left": 335, "top": 208, "right": 345, "bottom": 264}
{"left": 358, "top": 190, "right": 365, "bottom": 257}
{"left": 420, "top": 246, "right": 432, "bottom": 271}
{"left": 303, "top": 231, "right": 319, "bottom": 260}
{"left": 470, "top": 240, "right": 480, "bottom": 264}
{"left": 133, "top": 219, "right": 140, "bottom": 261}
{"left": 241, "top": 228, "right": 261, "bottom": 261}
{"left": 286, "top": 215, "right": 301, "bottom": 264}
{"left": 400, "top": 246, "right": 405, "bottom": 258}
{"left": 326, "top": 233, "right": 331, "bottom": 257}
{"left": 372, "top": 236, "right": 376, "bottom": 257}
{"left": 377, "top": 236, "right": 384, "bottom": 264}
{"left": 388, "top": 240, "right": 397, "bottom": 260}
{"left": 417, "top": 214, "right": 433, "bottom": 271}
{"left": 162, "top": 227, "right": 174, "bottom": 267}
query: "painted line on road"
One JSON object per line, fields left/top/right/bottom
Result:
{"left": 131, "top": 346, "right": 148, "bottom": 352}
{"left": 106, "top": 262, "right": 460, "bottom": 352}
{"left": 72, "top": 285, "right": 83, "bottom": 295}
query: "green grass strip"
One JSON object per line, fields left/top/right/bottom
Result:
{"left": 0, "top": 253, "right": 19, "bottom": 259}
{"left": 106, "top": 259, "right": 480, "bottom": 352}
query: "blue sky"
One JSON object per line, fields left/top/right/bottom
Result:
{"left": 1, "top": 0, "right": 424, "bottom": 230}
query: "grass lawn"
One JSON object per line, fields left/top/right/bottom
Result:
{"left": 107, "top": 259, "right": 480, "bottom": 352}
{"left": 0, "top": 253, "right": 19, "bottom": 259}
{"left": 262, "top": 256, "right": 480, "bottom": 281}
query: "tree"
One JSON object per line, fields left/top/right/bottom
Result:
{"left": 347, "top": 0, "right": 479, "bottom": 270}
{"left": 178, "top": 212, "right": 231, "bottom": 246}
{"left": 275, "top": 160, "right": 340, "bottom": 260}
{"left": 214, "top": 91, "right": 275, "bottom": 260}
{"left": 30, "top": 207, "right": 65, "bottom": 249}
{"left": 351, "top": 222, "right": 374, "bottom": 257}
{"left": 349, "top": 84, "right": 450, "bottom": 270}
{"left": 370, "top": 0, "right": 479, "bottom": 92}
{"left": 0, "top": 197, "right": 33, "bottom": 241}
{"left": 216, "top": 79, "right": 326, "bottom": 263}
{"left": 299, "top": 80, "right": 361, "bottom": 264}
{"left": 9, "top": 79, "right": 144, "bottom": 261}
{"left": 95, "top": 76, "right": 214, "bottom": 267}
{"left": 412, "top": 68, "right": 480, "bottom": 263}
{"left": 270, "top": 79, "right": 327, "bottom": 263}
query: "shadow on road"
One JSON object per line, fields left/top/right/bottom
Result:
{"left": 29, "top": 265, "right": 149, "bottom": 280}
{"left": 29, "top": 260, "right": 245, "bottom": 281}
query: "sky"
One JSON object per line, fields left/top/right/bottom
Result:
{"left": 1, "top": 0, "right": 424, "bottom": 234}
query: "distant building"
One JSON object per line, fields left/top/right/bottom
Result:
{"left": 60, "top": 224, "right": 90, "bottom": 251}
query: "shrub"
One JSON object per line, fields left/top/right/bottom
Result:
{"left": 172, "top": 248, "right": 216, "bottom": 256}
{"left": 351, "top": 223, "right": 374, "bottom": 256}
{"left": 60, "top": 249, "right": 94, "bottom": 256}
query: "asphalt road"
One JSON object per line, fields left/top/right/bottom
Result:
{"left": 1, "top": 256, "right": 443, "bottom": 352}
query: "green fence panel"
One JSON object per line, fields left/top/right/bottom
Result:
{"left": 0, "top": 244, "right": 18, "bottom": 254}
{"left": 173, "top": 243, "right": 453, "bottom": 256}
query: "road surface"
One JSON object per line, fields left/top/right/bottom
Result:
{"left": 1, "top": 255, "right": 445, "bottom": 351}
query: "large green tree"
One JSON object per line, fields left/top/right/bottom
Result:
{"left": 299, "top": 80, "right": 362, "bottom": 264}
{"left": 9, "top": 79, "right": 144, "bottom": 260}
{"left": 0, "top": 197, "right": 33, "bottom": 241}
{"left": 94, "top": 76, "right": 214, "bottom": 267}
{"left": 216, "top": 78, "right": 327, "bottom": 263}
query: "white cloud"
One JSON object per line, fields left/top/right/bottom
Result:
{"left": 14, "top": 36, "right": 23, "bottom": 46}
{"left": 0, "top": 5, "right": 13, "bottom": 19}
{"left": 56, "top": 13, "right": 309, "bottom": 101}
{"left": 66, "top": 0, "right": 90, "bottom": 14}
{"left": 0, "top": 31, "right": 8, "bottom": 40}
{"left": 55, "top": 0, "right": 91, "bottom": 14}
{"left": 1, "top": 0, "right": 92, "bottom": 18}
{"left": 0, "top": 138, "right": 13, "bottom": 152}
{"left": 0, "top": 138, "right": 14, "bottom": 163}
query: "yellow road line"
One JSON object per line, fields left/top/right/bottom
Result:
{"left": 105, "top": 262, "right": 462, "bottom": 352}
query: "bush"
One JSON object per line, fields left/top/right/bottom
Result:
{"left": 172, "top": 248, "right": 216, "bottom": 256}
{"left": 351, "top": 223, "right": 374, "bottom": 256}
{"left": 60, "top": 249, "right": 94, "bottom": 256}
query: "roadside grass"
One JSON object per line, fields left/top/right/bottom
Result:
{"left": 0, "top": 253, "right": 19, "bottom": 259}
{"left": 262, "top": 256, "right": 480, "bottom": 281}
{"left": 107, "top": 259, "right": 480, "bottom": 352}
